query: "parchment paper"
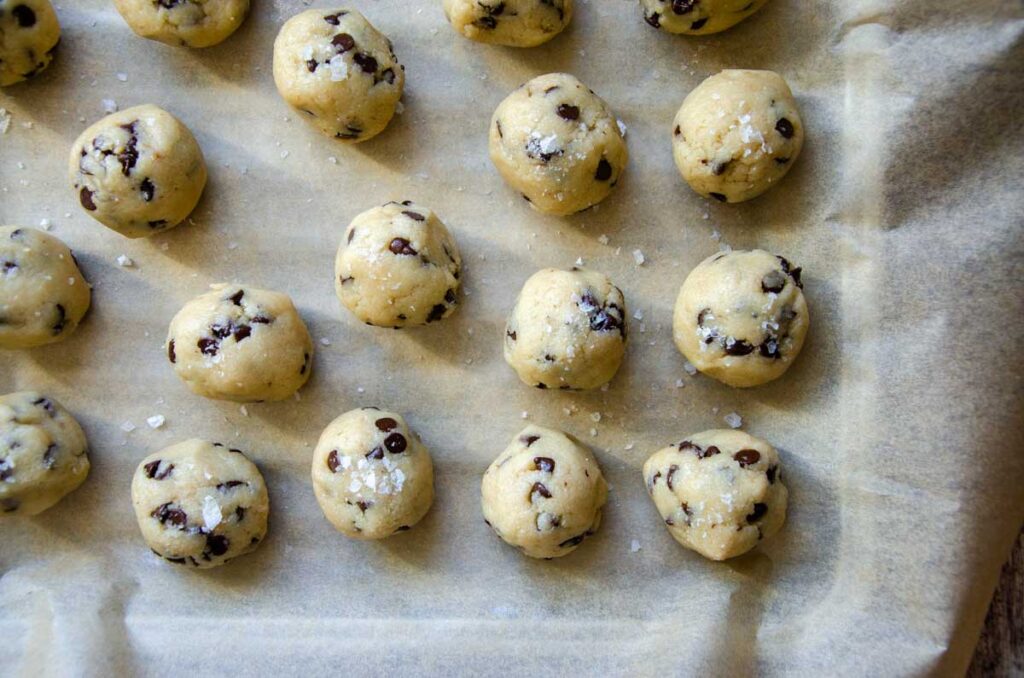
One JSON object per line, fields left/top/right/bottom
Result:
{"left": 1, "top": 1, "right": 1022, "bottom": 675}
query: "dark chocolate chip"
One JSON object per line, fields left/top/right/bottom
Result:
{"left": 666, "top": 464, "right": 679, "bottom": 491}
{"left": 395, "top": 525, "right": 410, "bottom": 532}
{"left": 389, "top": 238, "right": 417, "bottom": 256}
{"left": 217, "top": 480, "right": 245, "bottom": 491}
{"left": 534, "top": 456, "right": 555, "bottom": 472}
{"left": 353, "top": 52, "right": 377, "bottom": 74}
{"left": 747, "top": 503, "right": 768, "bottom": 522}
{"left": 366, "top": 446, "right": 385, "bottom": 461}
{"left": 198, "top": 337, "right": 220, "bottom": 356}
{"left": 724, "top": 338, "right": 755, "bottom": 356}
{"left": 42, "top": 444, "right": 58, "bottom": 469}
{"left": 734, "top": 449, "right": 761, "bottom": 467}
{"left": 323, "top": 12, "right": 347, "bottom": 25}
{"left": 709, "top": 192, "right": 728, "bottom": 202}
{"left": 559, "top": 534, "right": 586, "bottom": 548}
{"left": 762, "top": 270, "right": 787, "bottom": 294}
{"left": 52, "top": 304, "right": 66, "bottom": 334}
{"left": 152, "top": 503, "right": 187, "bottom": 529}
{"left": 228, "top": 289, "right": 244, "bottom": 305}
{"left": 375, "top": 417, "right": 398, "bottom": 432}
{"left": 12, "top": 4, "right": 37, "bottom": 27}
{"left": 690, "top": 17, "right": 708, "bottom": 29}
{"left": 474, "top": 15, "right": 497, "bottom": 29}
{"left": 530, "top": 482, "right": 552, "bottom": 501}
{"left": 144, "top": 459, "right": 174, "bottom": 480}
{"left": 331, "top": 33, "right": 355, "bottom": 52}
{"left": 206, "top": 534, "right": 229, "bottom": 556}
{"left": 775, "top": 157, "right": 790, "bottom": 164}
{"left": 381, "top": 68, "right": 396, "bottom": 85}
{"left": 235, "top": 506, "right": 246, "bottom": 521}
{"left": 759, "top": 337, "right": 780, "bottom": 359}
{"left": 766, "top": 465, "right": 778, "bottom": 484}
{"left": 402, "top": 210, "right": 425, "bottom": 221}
{"left": 645, "top": 11, "right": 661, "bottom": 28}
{"left": 776, "top": 118, "right": 795, "bottom": 139}
{"left": 444, "top": 288, "right": 456, "bottom": 304}
{"left": 595, "top": 158, "right": 612, "bottom": 181}
{"left": 521, "top": 435, "right": 540, "bottom": 447}
{"left": 557, "top": 104, "right": 580, "bottom": 121}
{"left": 672, "top": 0, "right": 696, "bottom": 14}
{"left": 167, "top": 339, "right": 176, "bottom": 363}
{"left": 356, "top": 500, "right": 372, "bottom": 513}
{"left": 506, "top": 330, "right": 517, "bottom": 341}
{"left": 233, "top": 324, "right": 252, "bottom": 342}
{"left": 426, "top": 304, "right": 446, "bottom": 323}
{"left": 384, "top": 432, "right": 407, "bottom": 454}
{"left": 33, "top": 397, "right": 55, "bottom": 416}
{"left": 80, "top": 187, "right": 97, "bottom": 211}
{"left": 327, "top": 450, "right": 342, "bottom": 472}
{"left": 306, "top": 59, "right": 318, "bottom": 73}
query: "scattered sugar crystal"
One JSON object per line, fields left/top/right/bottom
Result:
{"left": 724, "top": 412, "right": 743, "bottom": 429}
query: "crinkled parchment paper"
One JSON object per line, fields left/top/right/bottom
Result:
{"left": 1, "top": 1, "right": 1022, "bottom": 675}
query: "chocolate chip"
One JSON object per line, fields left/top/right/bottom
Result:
{"left": 306, "top": 59, "right": 318, "bottom": 72}
{"left": 152, "top": 503, "right": 187, "bottom": 528}
{"left": 506, "top": 330, "right": 517, "bottom": 341}
{"left": 327, "top": 450, "right": 342, "bottom": 472}
{"left": 557, "top": 104, "right": 580, "bottom": 121}
{"left": 776, "top": 118, "right": 795, "bottom": 139}
{"left": 80, "top": 187, "right": 97, "bottom": 211}
{"left": 217, "top": 480, "right": 245, "bottom": 491}
{"left": 595, "top": 158, "right": 612, "bottom": 181}
{"left": 323, "top": 11, "right": 347, "bottom": 25}
{"left": 395, "top": 525, "right": 411, "bottom": 532}
{"left": 42, "top": 444, "right": 58, "bottom": 469}
{"left": 444, "top": 289, "right": 456, "bottom": 304}
{"left": 645, "top": 11, "right": 661, "bottom": 27}
{"left": 118, "top": 124, "right": 139, "bottom": 176}
{"left": 198, "top": 337, "right": 219, "bottom": 356}
{"left": 724, "top": 338, "right": 755, "bottom": 356}
{"left": 734, "top": 449, "right": 761, "bottom": 467}
{"left": 426, "top": 304, "right": 447, "bottom": 323}
{"left": 148, "top": 220, "right": 167, "bottom": 229}
{"left": 775, "top": 157, "right": 790, "bottom": 164}
{"left": 402, "top": 210, "right": 425, "bottom": 221}
{"left": 365, "top": 446, "right": 384, "bottom": 460}
{"left": 235, "top": 506, "right": 246, "bottom": 521}
{"left": 12, "top": 5, "right": 36, "bottom": 27}
{"left": 533, "top": 456, "right": 555, "bottom": 472}
{"left": 530, "top": 482, "right": 552, "bottom": 502}
{"left": 559, "top": 534, "right": 586, "bottom": 548}
{"left": 251, "top": 314, "right": 272, "bottom": 324}
{"left": 711, "top": 160, "right": 730, "bottom": 176}
{"left": 143, "top": 459, "right": 174, "bottom": 480}
{"left": 767, "top": 465, "right": 778, "bottom": 484}
{"left": 679, "top": 440, "right": 720, "bottom": 459}
{"left": 759, "top": 337, "right": 780, "bottom": 359}
{"left": 228, "top": 289, "right": 244, "bottom": 305}
{"left": 353, "top": 52, "right": 377, "bottom": 74}
{"left": 233, "top": 324, "right": 252, "bottom": 342}
{"left": 690, "top": 17, "right": 708, "bottom": 29}
{"left": 33, "top": 397, "right": 55, "bottom": 416}
{"left": 206, "top": 534, "right": 229, "bottom": 556}
{"left": 375, "top": 417, "right": 398, "bottom": 432}
{"left": 674, "top": 124, "right": 682, "bottom": 136}
{"left": 709, "top": 192, "right": 728, "bottom": 202}
{"left": 389, "top": 238, "right": 417, "bottom": 256}
{"left": 762, "top": 270, "right": 787, "bottom": 294}
{"left": 167, "top": 339, "right": 176, "bottom": 363}
{"left": 520, "top": 435, "right": 540, "bottom": 447}
{"left": 331, "top": 33, "right": 355, "bottom": 52}
{"left": 52, "top": 304, "right": 66, "bottom": 334}
{"left": 666, "top": 464, "right": 679, "bottom": 491}
{"left": 384, "top": 432, "right": 407, "bottom": 454}
{"left": 356, "top": 500, "right": 372, "bottom": 513}
{"left": 535, "top": 382, "right": 547, "bottom": 389}
{"left": 747, "top": 503, "right": 768, "bottom": 522}
{"left": 672, "top": 0, "right": 696, "bottom": 13}
{"left": 474, "top": 15, "right": 497, "bottom": 29}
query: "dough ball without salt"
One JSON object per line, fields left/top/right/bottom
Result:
{"left": 132, "top": 439, "right": 269, "bottom": 568}
{"left": 643, "top": 429, "right": 787, "bottom": 560}
{"left": 482, "top": 425, "right": 607, "bottom": 559}
{"left": 166, "top": 284, "right": 313, "bottom": 402}
{"left": 672, "top": 69, "right": 803, "bottom": 204}
{"left": 335, "top": 201, "right": 461, "bottom": 328}
{"left": 69, "top": 104, "right": 207, "bottom": 238}
{"left": 0, "top": 226, "right": 90, "bottom": 350}
{"left": 504, "top": 267, "right": 626, "bottom": 391}
{"left": 273, "top": 8, "right": 404, "bottom": 143}
{"left": 112, "top": 0, "right": 250, "bottom": 48}
{"left": 489, "top": 73, "right": 628, "bottom": 215}
{"left": 0, "top": 392, "right": 89, "bottom": 516}
{"left": 640, "top": 0, "right": 770, "bottom": 35}
{"left": 0, "top": 0, "right": 60, "bottom": 87}
{"left": 443, "top": 0, "right": 573, "bottom": 47}
{"left": 311, "top": 408, "right": 434, "bottom": 539}
{"left": 673, "top": 249, "right": 808, "bottom": 388}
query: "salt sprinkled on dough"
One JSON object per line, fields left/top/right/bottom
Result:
{"left": 202, "top": 495, "right": 222, "bottom": 531}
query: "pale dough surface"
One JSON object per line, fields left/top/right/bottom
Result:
{"left": 443, "top": 0, "right": 573, "bottom": 47}
{"left": 673, "top": 249, "right": 808, "bottom": 388}
{"left": 489, "top": 72, "right": 628, "bottom": 215}
{"left": 69, "top": 104, "right": 207, "bottom": 238}
{"left": 0, "top": 391, "right": 89, "bottom": 516}
{"left": 672, "top": 69, "right": 803, "bottom": 203}
{"left": 481, "top": 425, "right": 606, "bottom": 559}
{"left": 0, "top": 0, "right": 60, "bottom": 86}
{"left": 0, "top": 226, "right": 90, "bottom": 349}
{"left": 335, "top": 201, "right": 461, "bottom": 328}
{"left": 273, "top": 8, "right": 404, "bottom": 143}
{"left": 166, "top": 284, "right": 313, "bottom": 402}
{"left": 112, "top": 0, "right": 250, "bottom": 48}
{"left": 643, "top": 429, "right": 787, "bottom": 560}
{"left": 504, "top": 267, "right": 626, "bottom": 390}
{"left": 131, "top": 438, "right": 269, "bottom": 568}
{"left": 640, "top": 0, "right": 769, "bottom": 35}
{"left": 311, "top": 408, "right": 434, "bottom": 540}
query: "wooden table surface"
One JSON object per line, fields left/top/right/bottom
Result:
{"left": 967, "top": 528, "right": 1023, "bottom": 677}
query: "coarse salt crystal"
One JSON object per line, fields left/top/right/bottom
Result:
{"left": 320, "top": 337, "right": 331, "bottom": 346}
{"left": 116, "top": 73, "right": 128, "bottom": 82}
{"left": 39, "top": 218, "right": 51, "bottom": 229}
{"left": 0, "top": 108, "right": 10, "bottom": 134}
{"left": 240, "top": 405, "right": 249, "bottom": 417}
{"left": 116, "top": 255, "right": 134, "bottom": 267}
{"left": 120, "top": 421, "right": 136, "bottom": 433}
{"left": 683, "top": 361, "right": 697, "bottom": 376}
{"left": 724, "top": 412, "right": 743, "bottom": 429}
{"left": 202, "top": 495, "right": 222, "bottom": 531}
{"left": 632, "top": 249, "right": 646, "bottom": 266}
{"left": 146, "top": 414, "right": 165, "bottom": 429}
{"left": 102, "top": 99, "right": 118, "bottom": 113}
{"left": 617, "top": 119, "right": 628, "bottom": 137}
{"left": 598, "top": 234, "right": 609, "bottom": 245}
{"left": 629, "top": 539, "right": 641, "bottom": 553}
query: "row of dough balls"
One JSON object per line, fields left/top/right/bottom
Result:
{"left": 0, "top": 392, "right": 789, "bottom": 565}
{"left": 1, "top": 220, "right": 810, "bottom": 397}
{"left": 0, "top": 0, "right": 772, "bottom": 88}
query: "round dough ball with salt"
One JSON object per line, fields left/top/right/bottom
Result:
{"left": 273, "top": 8, "right": 404, "bottom": 143}
{"left": 112, "top": 0, "right": 250, "bottom": 48}
{"left": 672, "top": 69, "right": 803, "bottom": 204}
{"left": 0, "top": 226, "right": 90, "bottom": 350}
{"left": 0, "top": 0, "right": 60, "bottom": 87}
{"left": 443, "top": 0, "right": 573, "bottom": 47}
{"left": 335, "top": 201, "right": 461, "bottom": 328}
{"left": 641, "top": 0, "right": 769, "bottom": 35}
{"left": 482, "top": 425, "right": 607, "bottom": 559}
{"left": 166, "top": 284, "right": 313, "bottom": 402}
{"left": 69, "top": 104, "right": 207, "bottom": 238}
{"left": 489, "top": 73, "right": 628, "bottom": 215}
{"left": 673, "top": 249, "right": 808, "bottom": 388}
{"left": 504, "top": 267, "right": 626, "bottom": 390}
{"left": 0, "top": 392, "right": 89, "bottom": 516}
{"left": 131, "top": 439, "right": 269, "bottom": 568}
{"left": 311, "top": 408, "right": 434, "bottom": 539}
{"left": 643, "top": 429, "right": 787, "bottom": 561}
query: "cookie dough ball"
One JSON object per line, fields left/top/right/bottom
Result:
{"left": 643, "top": 429, "right": 787, "bottom": 560}
{"left": 0, "top": 0, "right": 60, "bottom": 87}
{"left": 131, "top": 439, "right": 269, "bottom": 568}
{"left": 489, "top": 73, "right": 628, "bottom": 215}
{"left": 113, "top": 0, "right": 250, "bottom": 48}
{"left": 482, "top": 425, "right": 606, "bottom": 559}
{"left": 166, "top": 284, "right": 313, "bottom": 402}
{"left": 0, "top": 227, "right": 90, "bottom": 350}
{"left": 311, "top": 408, "right": 434, "bottom": 539}
{"left": 0, "top": 392, "right": 89, "bottom": 516}
{"left": 672, "top": 70, "right": 803, "bottom": 203}
{"left": 443, "top": 0, "right": 573, "bottom": 47}
{"left": 641, "top": 0, "right": 769, "bottom": 34}
{"left": 335, "top": 201, "right": 461, "bottom": 328}
{"left": 69, "top": 104, "right": 207, "bottom": 238}
{"left": 673, "top": 250, "right": 808, "bottom": 388}
{"left": 273, "top": 8, "right": 404, "bottom": 143}
{"left": 504, "top": 267, "right": 626, "bottom": 390}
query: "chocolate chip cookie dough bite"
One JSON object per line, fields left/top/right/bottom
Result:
{"left": 443, "top": 0, "right": 573, "bottom": 47}
{"left": 643, "top": 429, "right": 787, "bottom": 560}
{"left": 0, "top": 392, "right": 89, "bottom": 516}
{"left": 113, "top": 0, "right": 250, "bottom": 48}
{"left": 311, "top": 408, "right": 434, "bottom": 539}
{"left": 641, "top": 0, "right": 770, "bottom": 34}
{"left": 489, "top": 73, "right": 628, "bottom": 215}
{"left": 0, "top": 227, "right": 90, "bottom": 350}
{"left": 672, "top": 70, "right": 803, "bottom": 204}
{"left": 0, "top": 0, "right": 60, "bottom": 87}
{"left": 335, "top": 201, "right": 462, "bottom": 328}
{"left": 504, "top": 267, "right": 626, "bottom": 390}
{"left": 69, "top": 104, "right": 207, "bottom": 239}
{"left": 673, "top": 250, "right": 808, "bottom": 388}
{"left": 132, "top": 439, "right": 269, "bottom": 568}
{"left": 273, "top": 8, "right": 404, "bottom": 143}
{"left": 482, "top": 425, "right": 606, "bottom": 559}
{"left": 166, "top": 284, "right": 313, "bottom": 402}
